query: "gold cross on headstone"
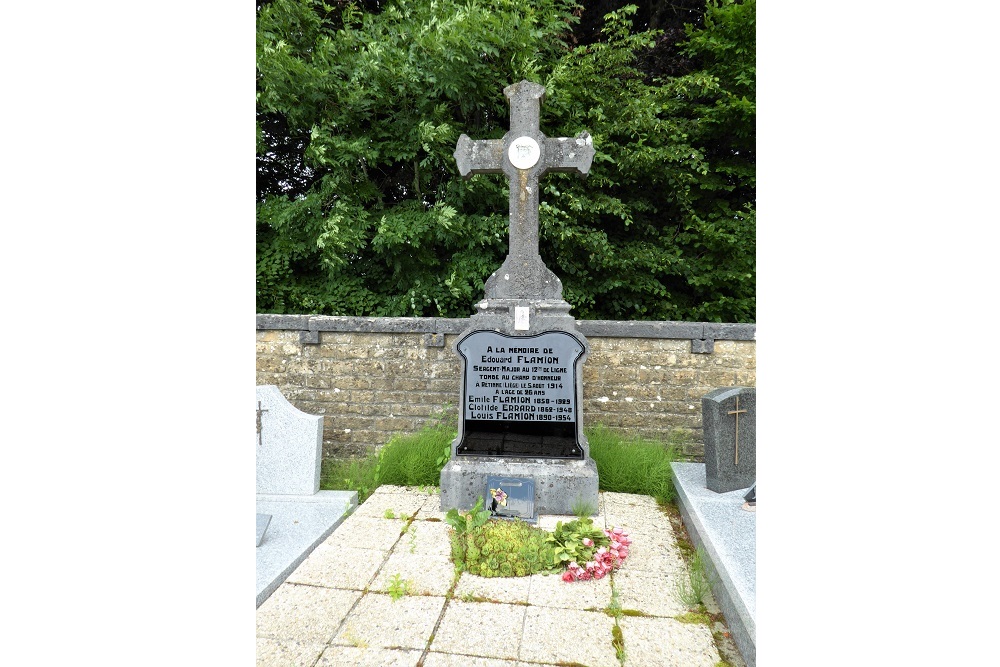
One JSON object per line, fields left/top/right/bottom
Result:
{"left": 727, "top": 396, "right": 748, "bottom": 465}
{"left": 256, "top": 401, "right": 269, "bottom": 447}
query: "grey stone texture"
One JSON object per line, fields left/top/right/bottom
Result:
{"left": 256, "top": 385, "right": 324, "bottom": 495}
{"left": 453, "top": 80, "right": 594, "bottom": 301}
{"left": 441, "top": 457, "right": 598, "bottom": 516}
{"left": 702, "top": 386, "right": 756, "bottom": 493}
{"left": 256, "top": 313, "right": 756, "bottom": 342}
{"left": 691, "top": 338, "right": 715, "bottom": 354}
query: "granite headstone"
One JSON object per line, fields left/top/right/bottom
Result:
{"left": 702, "top": 386, "right": 756, "bottom": 493}
{"left": 256, "top": 385, "right": 323, "bottom": 495}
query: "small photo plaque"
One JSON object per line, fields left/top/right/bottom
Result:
{"left": 485, "top": 476, "right": 536, "bottom": 523}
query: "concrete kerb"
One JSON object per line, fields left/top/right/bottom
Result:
{"left": 671, "top": 462, "right": 756, "bottom": 667}
{"left": 256, "top": 490, "right": 358, "bottom": 608}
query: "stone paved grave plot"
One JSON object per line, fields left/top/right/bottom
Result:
{"left": 526, "top": 571, "right": 613, "bottom": 611}
{"left": 369, "top": 552, "right": 455, "bottom": 597}
{"left": 519, "top": 607, "right": 618, "bottom": 665}
{"left": 618, "top": 615, "right": 721, "bottom": 667}
{"left": 315, "top": 646, "right": 423, "bottom": 667}
{"left": 256, "top": 583, "right": 361, "bottom": 642}
{"left": 285, "top": 544, "right": 387, "bottom": 591}
{"left": 452, "top": 572, "right": 532, "bottom": 604}
{"left": 611, "top": 566, "right": 690, "bottom": 617}
{"left": 430, "top": 600, "right": 526, "bottom": 660}
{"left": 255, "top": 637, "right": 327, "bottom": 667}
{"left": 352, "top": 487, "right": 432, "bottom": 519}
{"left": 322, "top": 516, "right": 406, "bottom": 552}
{"left": 331, "top": 593, "right": 446, "bottom": 651}
{"left": 389, "top": 519, "right": 452, "bottom": 558}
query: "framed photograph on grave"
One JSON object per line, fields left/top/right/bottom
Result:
{"left": 485, "top": 476, "right": 536, "bottom": 523}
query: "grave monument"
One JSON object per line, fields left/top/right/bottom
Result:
{"left": 439, "top": 80, "right": 599, "bottom": 516}
{"left": 701, "top": 386, "right": 756, "bottom": 493}
{"left": 256, "top": 385, "right": 356, "bottom": 606}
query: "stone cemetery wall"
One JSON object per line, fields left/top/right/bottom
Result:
{"left": 256, "top": 315, "right": 755, "bottom": 461}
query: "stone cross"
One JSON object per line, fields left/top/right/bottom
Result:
{"left": 454, "top": 80, "right": 594, "bottom": 300}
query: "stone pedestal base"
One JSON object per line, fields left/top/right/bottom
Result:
{"left": 440, "top": 457, "right": 599, "bottom": 515}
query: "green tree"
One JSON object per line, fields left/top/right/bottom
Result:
{"left": 257, "top": 0, "right": 755, "bottom": 321}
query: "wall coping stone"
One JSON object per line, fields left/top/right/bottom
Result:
{"left": 257, "top": 314, "right": 755, "bottom": 341}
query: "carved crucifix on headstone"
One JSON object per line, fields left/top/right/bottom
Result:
{"left": 454, "top": 80, "right": 594, "bottom": 301}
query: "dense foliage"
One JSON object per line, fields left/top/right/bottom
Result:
{"left": 257, "top": 0, "right": 755, "bottom": 321}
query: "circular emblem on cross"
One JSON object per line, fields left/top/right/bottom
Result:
{"left": 508, "top": 136, "right": 540, "bottom": 170}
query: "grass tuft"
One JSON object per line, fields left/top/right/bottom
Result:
{"left": 321, "top": 413, "right": 456, "bottom": 503}
{"left": 586, "top": 424, "right": 686, "bottom": 503}
{"left": 322, "top": 419, "right": 689, "bottom": 505}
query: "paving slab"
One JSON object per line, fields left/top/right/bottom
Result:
{"left": 323, "top": 514, "right": 407, "bottom": 552}
{"left": 256, "top": 583, "right": 361, "bottom": 642}
{"left": 619, "top": 615, "right": 721, "bottom": 667}
{"left": 394, "top": 519, "right": 453, "bottom": 557}
{"left": 431, "top": 600, "right": 526, "bottom": 660}
{"left": 453, "top": 572, "right": 532, "bottom": 604}
{"left": 526, "top": 571, "right": 612, "bottom": 611}
{"left": 316, "top": 645, "right": 423, "bottom": 666}
{"left": 672, "top": 462, "right": 755, "bottom": 667}
{"left": 518, "top": 607, "right": 619, "bottom": 665}
{"left": 369, "top": 552, "right": 455, "bottom": 596}
{"left": 612, "top": 566, "right": 690, "bottom": 617}
{"left": 285, "top": 544, "right": 386, "bottom": 591}
{"left": 255, "top": 637, "right": 327, "bottom": 667}
{"left": 331, "top": 592, "right": 446, "bottom": 650}
{"left": 351, "top": 487, "right": 432, "bottom": 519}
{"left": 421, "top": 655, "right": 523, "bottom": 667}
{"left": 256, "top": 490, "right": 357, "bottom": 607}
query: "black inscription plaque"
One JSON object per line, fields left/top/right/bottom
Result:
{"left": 457, "top": 330, "right": 584, "bottom": 458}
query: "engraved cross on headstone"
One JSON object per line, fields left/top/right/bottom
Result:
{"left": 454, "top": 80, "right": 594, "bottom": 300}
{"left": 256, "top": 401, "right": 268, "bottom": 447}
{"left": 727, "top": 396, "right": 748, "bottom": 465}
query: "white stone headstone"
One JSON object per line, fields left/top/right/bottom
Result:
{"left": 256, "top": 385, "right": 323, "bottom": 495}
